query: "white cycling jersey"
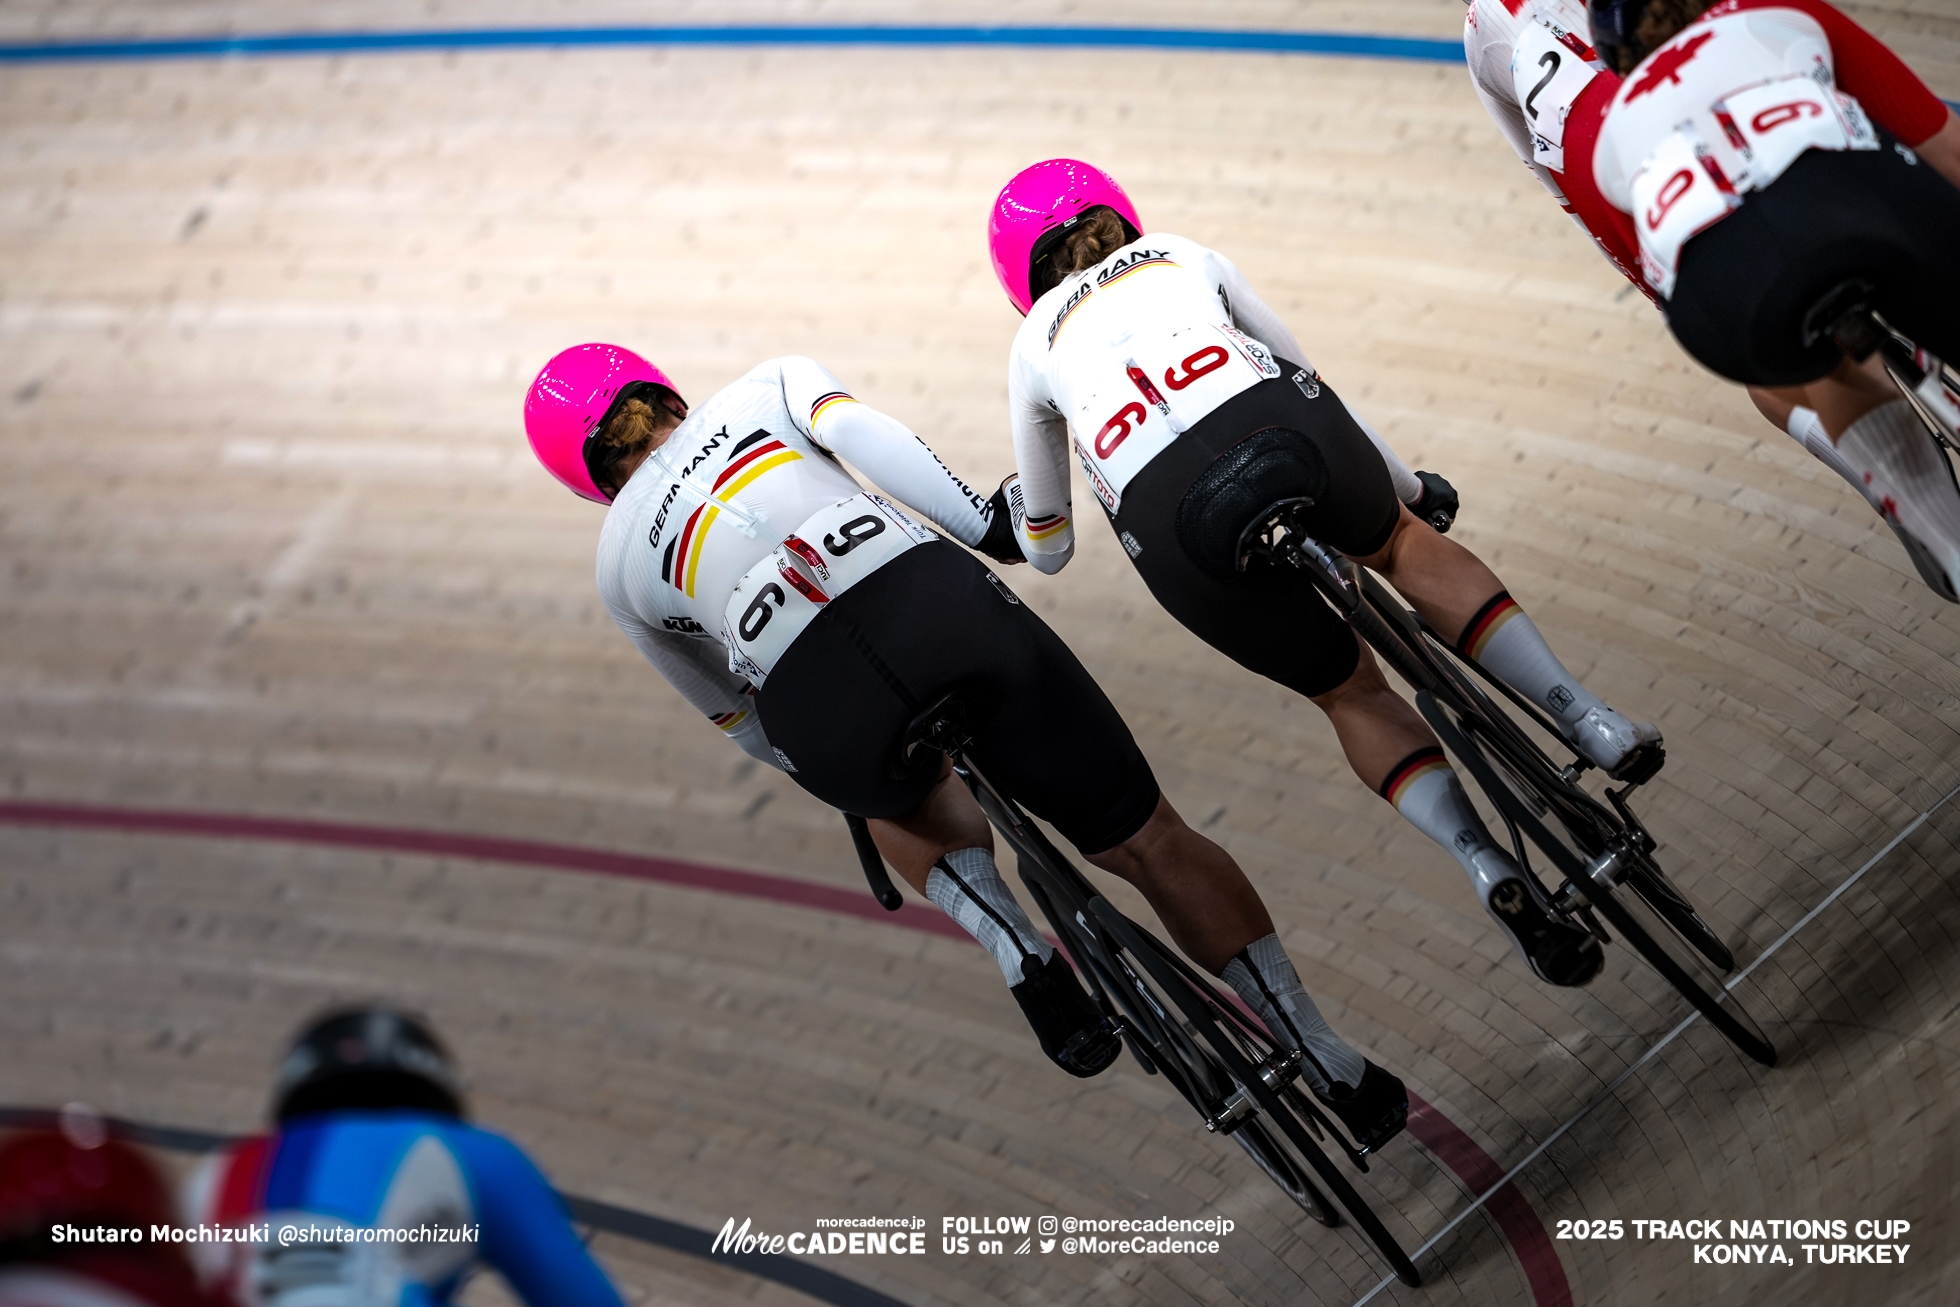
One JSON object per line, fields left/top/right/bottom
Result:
{"left": 1007, "top": 233, "right": 1421, "bottom": 574}
{"left": 597, "top": 357, "right": 992, "bottom": 767}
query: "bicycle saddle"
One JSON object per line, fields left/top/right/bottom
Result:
{"left": 891, "top": 689, "right": 971, "bottom": 780}
{"left": 1174, "top": 426, "right": 1330, "bottom": 578}
{"left": 1801, "top": 277, "right": 1882, "bottom": 358}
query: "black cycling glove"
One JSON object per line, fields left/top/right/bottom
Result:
{"left": 1409, "top": 470, "right": 1460, "bottom": 535}
{"left": 976, "top": 477, "right": 1026, "bottom": 564}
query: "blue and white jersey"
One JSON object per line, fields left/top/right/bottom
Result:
{"left": 183, "top": 1111, "right": 622, "bottom": 1307}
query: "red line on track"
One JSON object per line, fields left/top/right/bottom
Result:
{"left": 1407, "top": 1092, "right": 1572, "bottom": 1306}
{"left": 0, "top": 799, "right": 967, "bottom": 940}
{"left": 0, "top": 798, "right": 1568, "bottom": 1305}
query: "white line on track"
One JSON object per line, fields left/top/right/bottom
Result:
{"left": 1351, "top": 779, "right": 1960, "bottom": 1307}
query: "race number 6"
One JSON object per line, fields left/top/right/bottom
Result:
{"left": 1095, "top": 402, "right": 1147, "bottom": 459}
{"left": 738, "top": 582, "right": 787, "bottom": 641}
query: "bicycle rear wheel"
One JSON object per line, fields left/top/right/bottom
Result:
{"left": 1021, "top": 866, "right": 1344, "bottom": 1228}
{"left": 1088, "top": 899, "right": 1423, "bottom": 1287}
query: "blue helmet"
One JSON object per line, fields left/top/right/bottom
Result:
{"left": 272, "top": 1006, "right": 465, "bottom": 1123}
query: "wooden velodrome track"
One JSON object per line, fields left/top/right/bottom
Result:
{"left": 3, "top": 2, "right": 1958, "bottom": 1304}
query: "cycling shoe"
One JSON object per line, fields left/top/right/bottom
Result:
{"left": 1314, "top": 1060, "right": 1409, "bottom": 1154}
{"left": 1010, "top": 952, "right": 1121, "bottom": 1078}
{"left": 1567, "top": 705, "right": 1664, "bottom": 784}
{"left": 1883, "top": 514, "right": 1960, "bottom": 602}
{"left": 1488, "top": 878, "right": 1603, "bottom": 987}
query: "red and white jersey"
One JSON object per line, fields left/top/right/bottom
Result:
{"left": 597, "top": 356, "right": 992, "bottom": 765}
{"left": 1588, "top": 0, "right": 1951, "bottom": 293}
{"left": 1464, "top": 0, "right": 1647, "bottom": 293}
{"left": 1006, "top": 233, "right": 1419, "bottom": 574}
{"left": 1464, "top": 0, "right": 1602, "bottom": 184}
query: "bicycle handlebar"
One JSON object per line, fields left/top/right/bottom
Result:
{"left": 842, "top": 812, "right": 904, "bottom": 912}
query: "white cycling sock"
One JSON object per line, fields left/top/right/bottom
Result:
{"left": 1457, "top": 592, "right": 1604, "bottom": 731}
{"left": 1221, "top": 935, "right": 1366, "bottom": 1094}
{"left": 1836, "top": 400, "right": 1960, "bottom": 578}
{"left": 926, "top": 848, "right": 1054, "bottom": 985}
{"left": 1788, "top": 406, "right": 1885, "bottom": 510}
{"left": 1379, "top": 748, "right": 1515, "bottom": 903}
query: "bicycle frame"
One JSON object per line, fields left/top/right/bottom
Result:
{"left": 841, "top": 707, "right": 1425, "bottom": 1286}
{"left": 1256, "top": 521, "right": 1774, "bottom": 1064}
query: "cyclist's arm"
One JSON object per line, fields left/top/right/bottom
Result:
{"left": 773, "top": 356, "right": 994, "bottom": 545}
{"left": 1006, "top": 343, "right": 1076, "bottom": 573}
{"left": 615, "top": 611, "right": 777, "bottom": 767}
{"left": 1204, "top": 247, "right": 1426, "bottom": 506}
{"left": 1912, "top": 109, "right": 1960, "bottom": 192}
{"left": 1464, "top": 26, "right": 1575, "bottom": 207}
{"left": 456, "top": 1131, "right": 625, "bottom": 1307}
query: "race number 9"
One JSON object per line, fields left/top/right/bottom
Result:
{"left": 1644, "top": 168, "right": 1696, "bottom": 231}
{"left": 739, "top": 582, "right": 787, "bottom": 641}
{"left": 1095, "top": 402, "right": 1147, "bottom": 459}
{"left": 823, "top": 515, "right": 886, "bottom": 555}
{"left": 1164, "top": 345, "right": 1229, "bottom": 391}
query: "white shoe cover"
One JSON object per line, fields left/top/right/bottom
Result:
{"left": 1566, "top": 705, "right": 1661, "bottom": 773}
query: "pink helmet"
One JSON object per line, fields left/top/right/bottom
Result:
{"left": 987, "top": 159, "right": 1143, "bottom": 316}
{"left": 523, "top": 342, "right": 684, "bottom": 503}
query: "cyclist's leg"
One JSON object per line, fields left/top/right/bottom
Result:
{"left": 1114, "top": 387, "right": 1599, "bottom": 984}
{"left": 1348, "top": 507, "right": 1660, "bottom": 776}
{"left": 756, "top": 547, "right": 1061, "bottom": 990}
{"left": 1077, "top": 792, "right": 1400, "bottom": 1130}
{"left": 761, "top": 541, "right": 1138, "bottom": 1074}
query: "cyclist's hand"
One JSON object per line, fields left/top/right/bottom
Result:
{"left": 977, "top": 475, "right": 1027, "bottom": 564}
{"left": 1409, "top": 470, "right": 1460, "bottom": 534}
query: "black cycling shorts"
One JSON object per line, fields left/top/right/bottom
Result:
{"left": 1667, "top": 134, "right": 1960, "bottom": 387}
{"left": 1109, "top": 366, "right": 1402, "bottom": 699}
{"left": 755, "top": 541, "right": 1161, "bottom": 856}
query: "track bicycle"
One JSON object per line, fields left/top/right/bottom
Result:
{"left": 842, "top": 695, "right": 1424, "bottom": 1287}
{"left": 1225, "top": 495, "right": 1779, "bottom": 1067}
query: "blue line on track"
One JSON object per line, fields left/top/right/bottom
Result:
{"left": 0, "top": 25, "right": 1464, "bottom": 65}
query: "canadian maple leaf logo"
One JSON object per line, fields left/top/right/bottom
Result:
{"left": 1627, "top": 31, "right": 1717, "bottom": 102}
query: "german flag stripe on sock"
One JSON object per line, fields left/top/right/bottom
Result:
{"left": 710, "top": 709, "right": 750, "bottom": 731}
{"left": 1458, "top": 591, "right": 1521, "bottom": 663}
{"left": 1380, "top": 746, "right": 1450, "bottom": 806}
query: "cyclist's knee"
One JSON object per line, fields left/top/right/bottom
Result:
{"left": 1309, "top": 643, "right": 1393, "bottom": 710}
{"left": 1345, "top": 504, "right": 1424, "bottom": 572}
{"left": 1085, "top": 794, "right": 1184, "bottom": 879}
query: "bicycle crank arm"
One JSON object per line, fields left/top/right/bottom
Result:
{"left": 1204, "top": 1049, "right": 1303, "bottom": 1134}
